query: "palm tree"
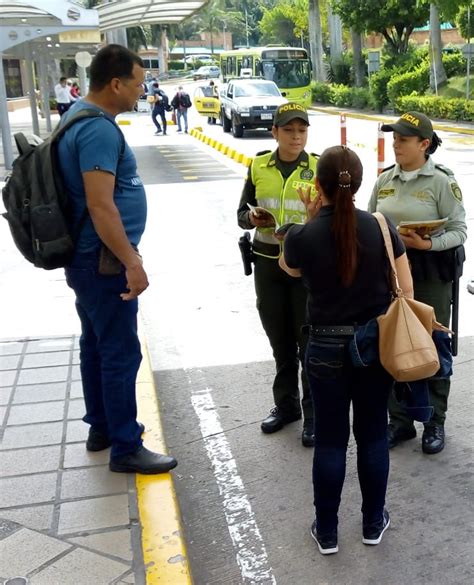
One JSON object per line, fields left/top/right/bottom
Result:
{"left": 309, "top": 0, "right": 326, "bottom": 81}
{"left": 429, "top": 3, "right": 448, "bottom": 92}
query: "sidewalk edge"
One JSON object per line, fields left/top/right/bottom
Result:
{"left": 136, "top": 332, "right": 193, "bottom": 585}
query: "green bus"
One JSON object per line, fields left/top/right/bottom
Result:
{"left": 220, "top": 46, "right": 312, "bottom": 107}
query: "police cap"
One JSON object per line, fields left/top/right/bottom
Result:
{"left": 381, "top": 111, "right": 433, "bottom": 141}
{"left": 273, "top": 103, "right": 310, "bottom": 127}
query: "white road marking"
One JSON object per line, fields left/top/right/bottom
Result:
{"left": 191, "top": 388, "right": 277, "bottom": 584}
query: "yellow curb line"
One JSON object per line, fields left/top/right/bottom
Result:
{"left": 136, "top": 335, "right": 193, "bottom": 585}
{"left": 189, "top": 127, "right": 253, "bottom": 168}
{"left": 309, "top": 106, "right": 474, "bottom": 136}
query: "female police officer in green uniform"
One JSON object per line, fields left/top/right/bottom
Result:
{"left": 369, "top": 111, "right": 467, "bottom": 454}
{"left": 237, "top": 103, "right": 318, "bottom": 447}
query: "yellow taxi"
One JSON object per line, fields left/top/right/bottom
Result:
{"left": 193, "top": 84, "right": 220, "bottom": 124}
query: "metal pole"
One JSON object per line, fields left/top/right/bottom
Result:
{"left": 78, "top": 65, "right": 87, "bottom": 98}
{"left": 24, "top": 42, "right": 40, "bottom": 136}
{"left": 467, "top": 6, "right": 471, "bottom": 100}
{"left": 0, "top": 55, "right": 14, "bottom": 172}
{"left": 38, "top": 50, "right": 52, "bottom": 132}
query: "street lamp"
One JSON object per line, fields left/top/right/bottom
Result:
{"left": 222, "top": 21, "right": 227, "bottom": 50}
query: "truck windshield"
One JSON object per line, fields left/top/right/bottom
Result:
{"left": 234, "top": 82, "right": 281, "bottom": 97}
{"left": 261, "top": 60, "right": 311, "bottom": 88}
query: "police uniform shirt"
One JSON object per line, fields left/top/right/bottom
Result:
{"left": 237, "top": 150, "right": 312, "bottom": 230}
{"left": 368, "top": 156, "right": 466, "bottom": 252}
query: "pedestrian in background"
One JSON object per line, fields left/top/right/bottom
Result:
{"left": 369, "top": 111, "right": 467, "bottom": 454}
{"left": 171, "top": 85, "right": 192, "bottom": 133}
{"left": 54, "top": 76, "right": 72, "bottom": 117}
{"left": 151, "top": 81, "right": 169, "bottom": 135}
{"left": 57, "top": 44, "right": 177, "bottom": 475}
{"left": 237, "top": 103, "right": 317, "bottom": 447}
{"left": 280, "top": 145, "right": 413, "bottom": 554}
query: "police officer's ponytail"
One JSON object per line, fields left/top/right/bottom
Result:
{"left": 426, "top": 131, "right": 442, "bottom": 156}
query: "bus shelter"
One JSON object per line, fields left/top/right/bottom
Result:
{"left": 1, "top": 0, "right": 209, "bottom": 171}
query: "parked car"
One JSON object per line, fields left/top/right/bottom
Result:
{"left": 193, "top": 66, "right": 221, "bottom": 81}
{"left": 193, "top": 85, "right": 220, "bottom": 123}
{"left": 219, "top": 79, "right": 287, "bottom": 138}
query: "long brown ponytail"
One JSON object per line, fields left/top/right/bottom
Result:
{"left": 316, "top": 146, "right": 363, "bottom": 287}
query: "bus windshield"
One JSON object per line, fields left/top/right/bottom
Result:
{"left": 234, "top": 82, "right": 281, "bottom": 97}
{"left": 261, "top": 60, "right": 311, "bottom": 89}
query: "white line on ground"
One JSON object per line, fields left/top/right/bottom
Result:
{"left": 191, "top": 388, "right": 277, "bottom": 585}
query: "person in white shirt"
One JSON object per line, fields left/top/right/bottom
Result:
{"left": 54, "top": 77, "right": 72, "bottom": 116}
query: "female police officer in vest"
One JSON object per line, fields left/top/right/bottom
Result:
{"left": 368, "top": 111, "right": 467, "bottom": 454}
{"left": 237, "top": 103, "right": 317, "bottom": 447}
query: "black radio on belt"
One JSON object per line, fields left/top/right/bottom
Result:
{"left": 238, "top": 231, "right": 254, "bottom": 276}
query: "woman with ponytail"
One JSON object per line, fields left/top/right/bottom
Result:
{"left": 369, "top": 112, "right": 467, "bottom": 455}
{"left": 279, "top": 145, "right": 413, "bottom": 555}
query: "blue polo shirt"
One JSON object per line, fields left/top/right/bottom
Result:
{"left": 57, "top": 100, "right": 147, "bottom": 253}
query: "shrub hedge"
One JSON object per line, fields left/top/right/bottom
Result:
{"left": 395, "top": 96, "right": 474, "bottom": 121}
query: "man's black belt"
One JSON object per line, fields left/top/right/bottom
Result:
{"left": 310, "top": 325, "right": 355, "bottom": 337}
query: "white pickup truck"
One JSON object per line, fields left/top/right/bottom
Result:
{"left": 219, "top": 79, "right": 287, "bottom": 138}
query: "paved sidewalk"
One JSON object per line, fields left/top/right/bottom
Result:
{"left": 0, "top": 335, "right": 143, "bottom": 584}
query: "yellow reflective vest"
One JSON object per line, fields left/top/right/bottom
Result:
{"left": 251, "top": 151, "right": 318, "bottom": 258}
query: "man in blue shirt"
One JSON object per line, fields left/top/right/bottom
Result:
{"left": 58, "top": 44, "right": 177, "bottom": 475}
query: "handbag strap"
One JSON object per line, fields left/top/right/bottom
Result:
{"left": 372, "top": 212, "right": 402, "bottom": 296}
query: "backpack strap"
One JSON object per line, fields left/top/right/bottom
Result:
{"left": 55, "top": 109, "right": 126, "bottom": 243}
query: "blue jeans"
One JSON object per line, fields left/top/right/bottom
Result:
{"left": 306, "top": 334, "right": 392, "bottom": 535}
{"left": 152, "top": 106, "right": 167, "bottom": 134}
{"left": 65, "top": 251, "right": 143, "bottom": 458}
{"left": 177, "top": 108, "right": 188, "bottom": 131}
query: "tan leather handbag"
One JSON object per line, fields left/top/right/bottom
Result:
{"left": 373, "top": 212, "right": 451, "bottom": 382}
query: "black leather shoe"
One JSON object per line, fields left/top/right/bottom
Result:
{"left": 302, "top": 420, "right": 315, "bottom": 447}
{"left": 261, "top": 407, "right": 301, "bottom": 434}
{"left": 422, "top": 425, "right": 445, "bottom": 454}
{"left": 86, "top": 422, "right": 145, "bottom": 452}
{"left": 109, "top": 446, "right": 177, "bottom": 474}
{"left": 387, "top": 424, "right": 416, "bottom": 449}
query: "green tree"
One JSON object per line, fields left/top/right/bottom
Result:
{"left": 456, "top": 3, "right": 474, "bottom": 39}
{"left": 332, "top": 0, "right": 429, "bottom": 54}
{"left": 260, "top": 0, "right": 309, "bottom": 45}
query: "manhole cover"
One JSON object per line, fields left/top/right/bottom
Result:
{"left": 5, "top": 578, "right": 29, "bottom": 585}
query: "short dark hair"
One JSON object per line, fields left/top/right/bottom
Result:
{"left": 89, "top": 44, "right": 144, "bottom": 91}
{"left": 59, "top": 76, "right": 67, "bottom": 82}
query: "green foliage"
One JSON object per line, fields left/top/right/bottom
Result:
{"left": 369, "top": 67, "right": 400, "bottom": 110}
{"left": 327, "top": 53, "right": 353, "bottom": 85}
{"left": 350, "top": 87, "right": 371, "bottom": 108}
{"left": 395, "top": 95, "right": 474, "bottom": 121}
{"left": 456, "top": 4, "right": 474, "bottom": 39}
{"left": 331, "top": 0, "right": 429, "bottom": 54}
{"left": 259, "top": 0, "right": 308, "bottom": 45}
{"left": 435, "top": 74, "right": 474, "bottom": 98}
{"left": 387, "top": 62, "right": 430, "bottom": 103}
{"left": 168, "top": 61, "right": 186, "bottom": 71}
{"left": 441, "top": 51, "right": 466, "bottom": 77}
{"left": 311, "top": 81, "right": 371, "bottom": 108}
{"left": 312, "top": 81, "right": 333, "bottom": 103}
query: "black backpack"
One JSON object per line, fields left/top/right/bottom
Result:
{"left": 182, "top": 93, "right": 192, "bottom": 108}
{"left": 2, "top": 109, "right": 119, "bottom": 270}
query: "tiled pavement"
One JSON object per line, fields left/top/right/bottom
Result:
{"left": 0, "top": 336, "right": 144, "bottom": 585}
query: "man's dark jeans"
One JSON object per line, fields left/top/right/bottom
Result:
{"left": 306, "top": 334, "right": 392, "bottom": 535}
{"left": 65, "top": 252, "right": 143, "bottom": 458}
{"left": 152, "top": 106, "right": 167, "bottom": 134}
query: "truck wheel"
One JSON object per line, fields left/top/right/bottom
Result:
{"left": 232, "top": 116, "right": 244, "bottom": 138}
{"left": 222, "top": 110, "right": 231, "bottom": 132}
